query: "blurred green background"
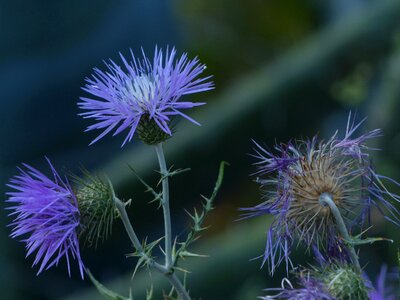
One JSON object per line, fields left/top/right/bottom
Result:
{"left": 1, "top": 0, "right": 400, "bottom": 299}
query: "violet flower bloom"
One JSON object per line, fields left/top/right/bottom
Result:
{"left": 241, "top": 113, "right": 400, "bottom": 274}
{"left": 262, "top": 275, "right": 334, "bottom": 300}
{"left": 7, "top": 159, "right": 84, "bottom": 278}
{"left": 79, "top": 47, "right": 213, "bottom": 146}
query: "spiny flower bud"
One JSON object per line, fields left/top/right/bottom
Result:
{"left": 73, "top": 170, "right": 117, "bottom": 247}
{"left": 137, "top": 113, "right": 170, "bottom": 145}
{"left": 320, "top": 264, "right": 369, "bottom": 300}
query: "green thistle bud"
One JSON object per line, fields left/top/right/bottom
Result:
{"left": 137, "top": 114, "right": 170, "bottom": 145}
{"left": 73, "top": 170, "right": 117, "bottom": 247}
{"left": 320, "top": 264, "right": 369, "bottom": 300}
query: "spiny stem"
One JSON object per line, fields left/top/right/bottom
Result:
{"left": 167, "top": 273, "right": 191, "bottom": 300}
{"left": 319, "top": 193, "right": 362, "bottom": 273}
{"left": 114, "top": 196, "right": 190, "bottom": 299}
{"left": 114, "top": 197, "right": 143, "bottom": 252}
{"left": 114, "top": 147, "right": 190, "bottom": 299}
{"left": 155, "top": 143, "right": 172, "bottom": 269}
{"left": 114, "top": 196, "right": 166, "bottom": 274}
{"left": 154, "top": 143, "right": 191, "bottom": 300}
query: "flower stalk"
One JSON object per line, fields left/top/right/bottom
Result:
{"left": 319, "top": 193, "right": 362, "bottom": 274}
{"left": 114, "top": 196, "right": 191, "bottom": 300}
{"left": 155, "top": 143, "right": 173, "bottom": 269}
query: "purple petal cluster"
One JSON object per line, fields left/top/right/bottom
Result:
{"left": 79, "top": 47, "right": 214, "bottom": 146}
{"left": 7, "top": 159, "right": 84, "bottom": 278}
{"left": 242, "top": 113, "right": 400, "bottom": 274}
{"left": 262, "top": 275, "right": 334, "bottom": 300}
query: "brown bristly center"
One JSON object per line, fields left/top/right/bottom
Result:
{"left": 290, "top": 155, "right": 343, "bottom": 218}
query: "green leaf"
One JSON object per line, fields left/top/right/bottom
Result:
{"left": 175, "top": 161, "right": 228, "bottom": 263}
{"left": 127, "top": 164, "right": 162, "bottom": 205}
{"left": 158, "top": 167, "right": 191, "bottom": 185}
{"left": 345, "top": 236, "right": 393, "bottom": 246}
{"left": 86, "top": 269, "right": 132, "bottom": 300}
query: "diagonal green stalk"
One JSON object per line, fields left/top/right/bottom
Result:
{"left": 167, "top": 273, "right": 191, "bottom": 300}
{"left": 319, "top": 193, "right": 362, "bottom": 274}
{"left": 155, "top": 143, "right": 172, "bottom": 269}
{"left": 114, "top": 196, "right": 167, "bottom": 274}
{"left": 114, "top": 196, "right": 191, "bottom": 300}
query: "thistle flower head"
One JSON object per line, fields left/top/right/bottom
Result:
{"left": 316, "top": 263, "right": 370, "bottom": 300}
{"left": 73, "top": 170, "right": 117, "bottom": 247}
{"left": 6, "top": 159, "right": 84, "bottom": 278}
{"left": 264, "top": 261, "right": 373, "bottom": 300}
{"left": 79, "top": 47, "right": 213, "bottom": 146}
{"left": 262, "top": 274, "right": 334, "bottom": 300}
{"left": 241, "top": 113, "right": 400, "bottom": 274}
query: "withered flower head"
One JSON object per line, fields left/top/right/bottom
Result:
{"left": 241, "top": 113, "right": 400, "bottom": 274}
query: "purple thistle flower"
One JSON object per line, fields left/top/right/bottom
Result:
{"left": 242, "top": 113, "right": 400, "bottom": 274}
{"left": 262, "top": 274, "right": 334, "bottom": 300}
{"left": 6, "top": 159, "right": 84, "bottom": 278}
{"left": 79, "top": 47, "right": 213, "bottom": 146}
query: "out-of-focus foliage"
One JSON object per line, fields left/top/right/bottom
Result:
{"left": 174, "top": 0, "right": 316, "bottom": 84}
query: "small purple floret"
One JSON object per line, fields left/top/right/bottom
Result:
{"left": 6, "top": 159, "right": 84, "bottom": 278}
{"left": 79, "top": 47, "right": 214, "bottom": 146}
{"left": 262, "top": 275, "right": 334, "bottom": 300}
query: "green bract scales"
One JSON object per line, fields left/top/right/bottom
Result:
{"left": 74, "top": 171, "right": 117, "bottom": 247}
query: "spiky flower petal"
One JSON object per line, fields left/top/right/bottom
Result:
{"left": 242, "top": 113, "right": 400, "bottom": 274}
{"left": 7, "top": 159, "right": 84, "bottom": 278}
{"left": 79, "top": 47, "right": 213, "bottom": 146}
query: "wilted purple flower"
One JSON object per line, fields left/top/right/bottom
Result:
{"left": 332, "top": 111, "right": 381, "bottom": 160}
{"left": 312, "top": 241, "right": 349, "bottom": 266}
{"left": 7, "top": 159, "right": 84, "bottom": 278}
{"left": 262, "top": 274, "right": 334, "bottom": 300}
{"left": 241, "top": 113, "right": 400, "bottom": 274}
{"left": 79, "top": 47, "right": 213, "bottom": 146}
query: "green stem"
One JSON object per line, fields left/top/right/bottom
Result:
{"left": 319, "top": 193, "right": 362, "bottom": 273}
{"left": 114, "top": 196, "right": 167, "bottom": 274}
{"left": 166, "top": 273, "right": 191, "bottom": 300}
{"left": 114, "top": 197, "right": 143, "bottom": 252}
{"left": 154, "top": 143, "right": 191, "bottom": 300}
{"left": 113, "top": 146, "right": 191, "bottom": 300}
{"left": 155, "top": 143, "right": 172, "bottom": 269}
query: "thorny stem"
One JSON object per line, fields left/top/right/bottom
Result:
{"left": 155, "top": 143, "right": 191, "bottom": 300}
{"left": 114, "top": 196, "right": 191, "bottom": 300}
{"left": 155, "top": 143, "right": 173, "bottom": 269}
{"left": 167, "top": 273, "right": 191, "bottom": 300}
{"left": 114, "top": 197, "right": 143, "bottom": 252}
{"left": 319, "top": 193, "right": 362, "bottom": 274}
{"left": 114, "top": 196, "right": 166, "bottom": 273}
